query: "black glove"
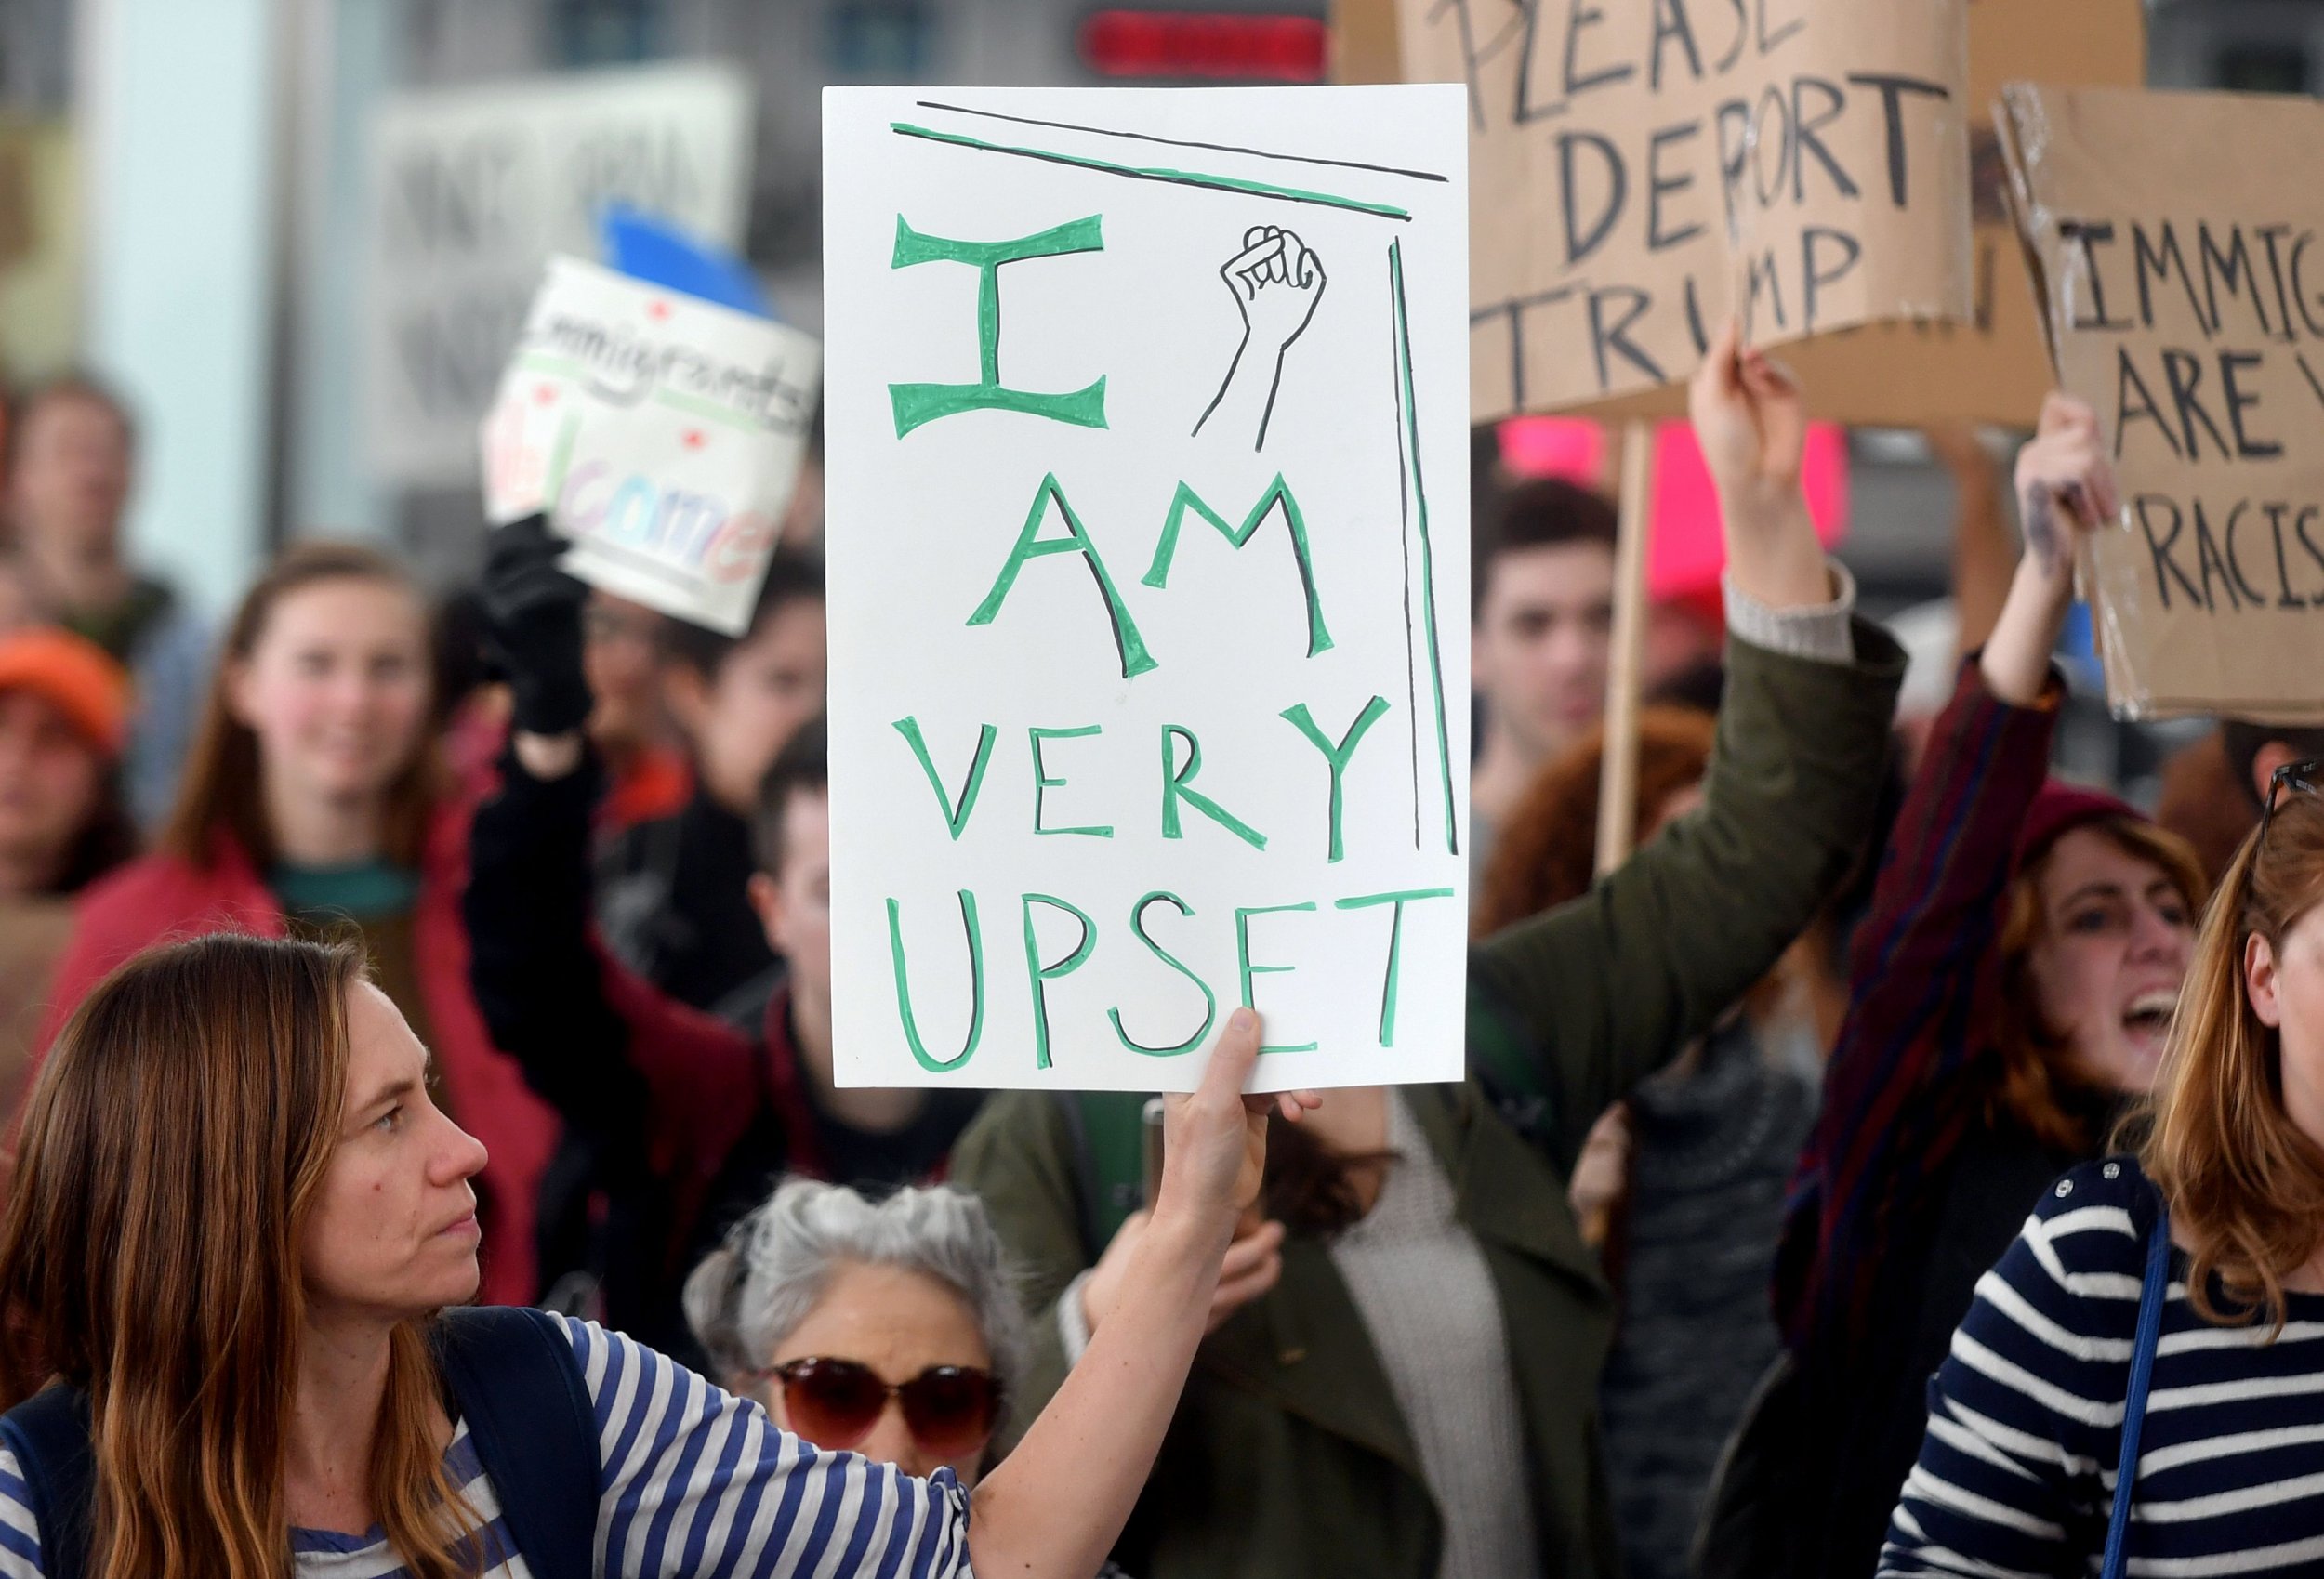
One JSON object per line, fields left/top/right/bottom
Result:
{"left": 480, "top": 513, "right": 593, "bottom": 737}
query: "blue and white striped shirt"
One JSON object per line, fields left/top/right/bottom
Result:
{"left": 1881, "top": 1157, "right": 2324, "bottom": 1577}
{"left": 0, "top": 1317, "right": 971, "bottom": 1579}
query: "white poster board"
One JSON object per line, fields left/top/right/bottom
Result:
{"left": 367, "top": 63, "right": 753, "bottom": 488}
{"left": 823, "top": 86, "right": 1470, "bottom": 1093}
{"left": 480, "top": 257, "right": 821, "bottom": 634}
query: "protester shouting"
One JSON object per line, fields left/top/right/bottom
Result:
{"left": 29, "top": 543, "right": 558, "bottom": 1306}
{"left": 1702, "top": 395, "right": 2211, "bottom": 1579}
{"left": 686, "top": 1180, "right": 1025, "bottom": 1485}
{"left": 596, "top": 553, "right": 825, "bottom": 1018}
{"left": 4, "top": 375, "right": 209, "bottom": 828}
{"left": 951, "top": 320, "right": 1906, "bottom": 1579}
{"left": 1880, "top": 759, "right": 2324, "bottom": 1571}
{"left": 468, "top": 523, "right": 980, "bottom": 1362}
{"left": 0, "top": 930, "right": 1314, "bottom": 1579}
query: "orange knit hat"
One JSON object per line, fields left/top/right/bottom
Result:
{"left": 0, "top": 626, "right": 132, "bottom": 759}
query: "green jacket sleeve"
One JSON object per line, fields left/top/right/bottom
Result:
{"left": 948, "top": 1090, "right": 1089, "bottom": 1447}
{"left": 1468, "top": 619, "right": 1905, "bottom": 1175}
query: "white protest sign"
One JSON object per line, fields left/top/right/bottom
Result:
{"left": 482, "top": 257, "right": 821, "bottom": 635}
{"left": 368, "top": 63, "right": 753, "bottom": 488}
{"left": 823, "top": 86, "right": 1469, "bottom": 1093}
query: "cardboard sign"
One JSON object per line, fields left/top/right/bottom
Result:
{"left": 368, "top": 64, "right": 753, "bottom": 487}
{"left": 482, "top": 257, "right": 821, "bottom": 635}
{"left": 2000, "top": 84, "right": 2324, "bottom": 723}
{"left": 1392, "top": 0, "right": 1973, "bottom": 419}
{"left": 822, "top": 86, "right": 1470, "bottom": 1092}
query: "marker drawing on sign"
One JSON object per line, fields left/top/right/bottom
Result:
{"left": 888, "top": 122, "right": 1414, "bottom": 221}
{"left": 886, "top": 891, "right": 985, "bottom": 1073}
{"left": 1143, "top": 476, "right": 1334, "bottom": 657}
{"left": 887, "top": 215, "right": 1110, "bottom": 437}
{"left": 1107, "top": 890, "right": 1218, "bottom": 1057}
{"left": 914, "top": 100, "right": 1452, "bottom": 184}
{"left": 1195, "top": 226, "right": 1327, "bottom": 451}
{"left": 1391, "top": 238, "right": 1459, "bottom": 856}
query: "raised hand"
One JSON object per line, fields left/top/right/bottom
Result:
{"left": 479, "top": 513, "right": 592, "bottom": 740}
{"left": 2014, "top": 392, "right": 2119, "bottom": 581}
{"left": 1686, "top": 318, "right": 1830, "bottom": 611}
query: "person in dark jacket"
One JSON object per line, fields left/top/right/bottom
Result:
{"left": 467, "top": 523, "right": 982, "bottom": 1362}
{"left": 595, "top": 551, "right": 825, "bottom": 1017}
{"left": 949, "top": 321, "right": 1908, "bottom": 1579}
{"left": 1733, "top": 394, "right": 2212, "bottom": 1579}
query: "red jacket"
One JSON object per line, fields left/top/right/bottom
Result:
{"left": 33, "top": 808, "right": 559, "bottom": 1306}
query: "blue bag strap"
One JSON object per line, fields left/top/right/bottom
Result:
{"left": 2101, "top": 1188, "right": 2172, "bottom": 1579}
{"left": 0, "top": 1386, "right": 91, "bottom": 1579}
{"left": 432, "top": 1307, "right": 601, "bottom": 1579}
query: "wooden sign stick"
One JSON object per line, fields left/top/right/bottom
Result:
{"left": 1595, "top": 420, "right": 1657, "bottom": 876}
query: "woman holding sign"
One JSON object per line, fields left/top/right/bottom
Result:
{"left": 953, "top": 322, "right": 1908, "bottom": 1579}
{"left": 24, "top": 544, "right": 560, "bottom": 1308}
{"left": 0, "top": 930, "right": 1307, "bottom": 1579}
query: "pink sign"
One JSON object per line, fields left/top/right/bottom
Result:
{"left": 1499, "top": 420, "right": 1850, "bottom": 602}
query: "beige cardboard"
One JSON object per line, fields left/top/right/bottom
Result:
{"left": 2001, "top": 83, "right": 2324, "bottom": 722}
{"left": 1331, "top": 0, "right": 1405, "bottom": 86}
{"left": 1395, "top": 0, "right": 1973, "bottom": 418}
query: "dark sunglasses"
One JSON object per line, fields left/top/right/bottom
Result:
{"left": 757, "top": 1357, "right": 1002, "bottom": 1457}
{"left": 2261, "top": 757, "right": 2324, "bottom": 848}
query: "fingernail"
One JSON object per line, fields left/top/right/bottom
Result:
{"left": 1229, "top": 1007, "right": 1255, "bottom": 1032}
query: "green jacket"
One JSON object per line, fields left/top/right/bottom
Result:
{"left": 950, "top": 625, "right": 1906, "bottom": 1579}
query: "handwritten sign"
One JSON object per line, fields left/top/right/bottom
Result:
{"left": 1393, "top": 0, "right": 1973, "bottom": 419}
{"left": 823, "top": 86, "right": 1470, "bottom": 1092}
{"left": 482, "top": 257, "right": 821, "bottom": 635}
{"left": 2000, "top": 86, "right": 2324, "bottom": 723}
{"left": 367, "top": 63, "right": 752, "bottom": 487}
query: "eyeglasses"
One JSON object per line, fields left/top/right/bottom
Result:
{"left": 2261, "top": 757, "right": 2324, "bottom": 848}
{"left": 756, "top": 1358, "right": 1003, "bottom": 1457}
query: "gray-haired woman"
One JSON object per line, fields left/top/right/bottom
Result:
{"left": 686, "top": 1179, "right": 1031, "bottom": 1484}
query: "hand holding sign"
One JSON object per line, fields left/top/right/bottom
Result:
{"left": 1689, "top": 319, "right": 1830, "bottom": 611}
{"left": 2013, "top": 393, "right": 2119, "bottom": 582}
{"left": 1981, "top": 393, "right": 2119, "bottom": 706}
{"left": 1151, "top": 1008, "right": 1320, "bottom": 1245}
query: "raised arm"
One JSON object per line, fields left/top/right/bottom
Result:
{"left": 1779, "top": 393, "right": 2112, "bottom": 1347}
{"left": 1467, "top": 322, "right": 1904, "bottom": 1167}
{"left": 467, "top": 518, "right": 755, "bottom": 1148}
{"left": 570, "top": 1016, "right": 1318, "bottom": 1579}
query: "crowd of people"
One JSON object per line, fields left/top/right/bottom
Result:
{"left": 0, "top": 324, "right": 2313, "bottom": 1579}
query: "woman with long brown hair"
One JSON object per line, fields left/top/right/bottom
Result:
{"left": 0, "top": 931, "right": 1307, "bottom": 1579}
{"left": 29, "top": 544, "right": 557, "bottom": 1305}
{"left": 1880, "top": 764, "right": 2324, "bottom": 1572}
{"left": 1710, "top": 396, "right": 2211, "bottom": 1579}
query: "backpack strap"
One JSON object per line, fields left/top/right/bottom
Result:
{"left": 2100, "top": 1184, "right": 2173, "bottom": 1579}
{"left": 0, "top": 1386, "right": 92, "bottom": 1579}
{"left": 1050, "top": 1091, "right": 1153, "bottom": 1262}
{"left": 432, "top": 1308, "right": 601, "bottom": 1579}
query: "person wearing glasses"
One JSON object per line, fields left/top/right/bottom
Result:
{"left": 685, "top": 1181, "right": 1021, "bottom": 1485}
{"left": 1703, "top": 394, "right": 2211, "bottom": 1579}
{"left": 0, "top": 931, "right": 1313, "bottom": 1579}
{"left": 1879, "top": 757, "right": 2324, "bottom": 1572}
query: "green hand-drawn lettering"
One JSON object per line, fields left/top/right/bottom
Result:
{"left": 887, "top": 891, "right": 985, "bottom": 1072}
{"left": 1030, "top": 726, "right": 1113, "bottom": 837}
{"left": 1108, "top": 890, "right": 1217, "bottom": 1057}
{"left": 1235, "top": 901, "right": 1319, "bottom": 1054}
{"left": 970, "top": 473, "right": 1158, "bottom": 680}
{"left": 1022, "top": 893, "right": 1098, "bottom": 1072}
{"left": 1334, "top": 888, "right": 1457, "bottom": 1047}
{"left": 1142, "top": 477, "right": 1334, "bottom": 658}
{"left": 1282, "top": 696, "right": 1391, "bottom": 862}
{"left": 893, "top": 717, "right": 997, "bottom": 840}
{"left": 1160, "top": 724, "right": 1265, "bottom": 850}
{"left": 887, "top": 215, "right": 1110, "bottom": 437}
